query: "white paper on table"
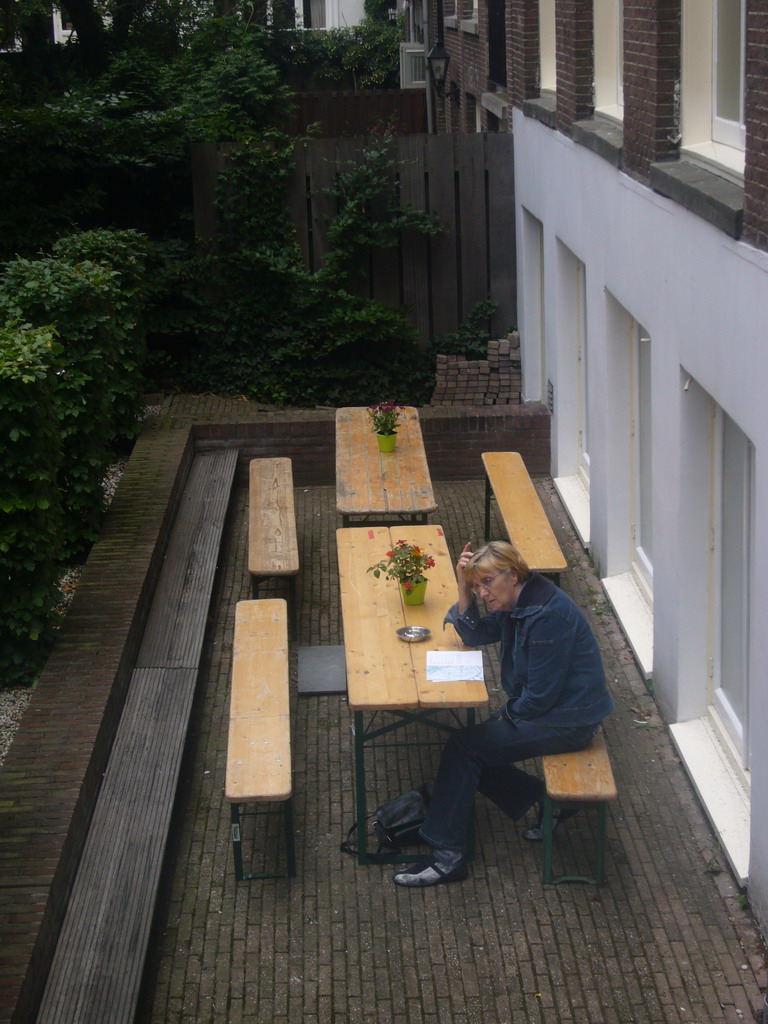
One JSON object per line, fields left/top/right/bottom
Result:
{"left": 425, "top": 650, "right": 484, "bottom": 682}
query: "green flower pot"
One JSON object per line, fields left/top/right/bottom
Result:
{"left": 376, "top": 432, "right": 397, "bottom": 453}
{"left": 401, "top": 580, "right": 427, "bottom": 606}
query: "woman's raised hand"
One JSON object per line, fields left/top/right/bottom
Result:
{"left": 456, "top": 542, "right": 474, "bottom": 608}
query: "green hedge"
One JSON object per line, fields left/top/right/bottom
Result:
{"left": 52, "top": 229, "right": 148, "bottom": 442}
{"left": 0, "top": 323, "right": 63, "bottom": 687}
{"left": 0, "top": 233, "right": 148, "bottom": 560}
{"left": 1, "top": 257, "right": 120, "bottom": 558}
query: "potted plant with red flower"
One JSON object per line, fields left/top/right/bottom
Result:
{"left": 368, "top": 538, "right": 436, "bottom": 605}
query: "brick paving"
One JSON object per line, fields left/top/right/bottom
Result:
{"left": 136, "top": 465, "right": 766, "bottom": 1023}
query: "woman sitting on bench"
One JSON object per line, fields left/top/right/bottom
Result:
{"left": 393, "top": 540, "right": 614, "bottom": 888}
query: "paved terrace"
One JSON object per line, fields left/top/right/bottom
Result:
{"left": 1, "top": 395, "right": 766, "bottom": 1024}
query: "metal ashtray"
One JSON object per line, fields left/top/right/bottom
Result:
{"left": 396, "top": 626, "right": 431, "bottom": 643}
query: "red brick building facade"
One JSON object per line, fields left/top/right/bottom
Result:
{"left": 432, "top": 0, "right": 768, "bottom": 251}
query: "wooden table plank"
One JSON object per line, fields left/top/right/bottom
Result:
{"left": 482, "top": 451, "right": 567, "bottom": 574}
{"left": 336, "top": 524, "right": 488, "bottom": 712}
{"left": 335, "top": 406, "right": 437, "bottom": 521}
{"left": 337, "top": 526, "right": 417, "bottom": 710}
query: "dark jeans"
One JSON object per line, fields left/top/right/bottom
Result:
{"left": 419, "top": 715, "right": 600, "bottom": 853}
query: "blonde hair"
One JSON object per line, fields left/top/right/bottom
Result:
{"left": 464, "top": 540, "right": 531, "bottom": 584}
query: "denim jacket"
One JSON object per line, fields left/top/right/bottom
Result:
{"left": 445, "top": 572, "right": 614, "bottom": 727}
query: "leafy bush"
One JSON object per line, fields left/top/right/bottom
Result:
{"left": 429, "top": 299, "right": 500, "bottom": 359}
{"left": 0, "top": 255, "right": 128, "bottom": 556}
{"left": 0, "top": 89, "right": 190, "bottom": 262}
{"left": 0, "top": 323, "right": 63, "bottom": 687}
{"left": 182, "top": 129, "right": 440, "bottom": 406}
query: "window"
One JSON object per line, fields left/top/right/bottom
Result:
{"left": 519, "top": 210, "right": 545, "bottom": 403}
{"left": 539, "top": 0, "right": 556, "bottom": 92}
{"left": 681, "top": 0, "right": 745, "bottom": 177}
{"left": 593, "top": 0, "right": 623, "bottom": 118}
{"left": 630, "top": 325, "right": 653, "bottom": 597}
{"left": 710, "top": 411, "right": 752, "bottom": 764}
{"left": 488, "top": 0, "right": 507, "bottom": 87}
{"left": 400, "top": 44, "right": 427, "bottom": 88}
{"left": 552, "top": 242, "right": 590, "bottom": 546}
{"left": 713, "top": 0, "right": 745, "bottom": 148}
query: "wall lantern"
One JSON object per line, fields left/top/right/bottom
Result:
{"left": 427, "top": 43, "right": 461, "bottom": 105}
{"left": 427, "top": 42, "right": 451, "bottom": 96}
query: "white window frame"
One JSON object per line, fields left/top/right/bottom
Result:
{"left": 539, "top": 0, "right": 556, "bottom": 92}
{"left": 630, "top": 324, "right": 653, "bottom": 600}
{"left": 708, "top": 408, "right": 752, "bottom": 767}
{"left": 681, "top": 0, "right": 745, "bottom": 179}
{"left": 593, "top": 0, "right": 623, "bottom": 119}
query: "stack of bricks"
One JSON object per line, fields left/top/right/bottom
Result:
{"left": 429, "top": 332, "right": 522, "bottom": 406}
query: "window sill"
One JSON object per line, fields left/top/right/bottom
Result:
{"left": 601, "top": 570, "right": 653, "bottom": 680}
{"left": 522, "top": 91, "right": 557, "bottom": 129}
{"left": 572, "top": 113, "right": 624, "bottom": 168}
{"left": 445, "top": 15, "right": 458, "bottom": 30}
{"left": 460, "top": 17, "right": 479, "bottom": 35}
{"left": 553, "top": 474, "right": 590, "bottom": 547}
{"left": 649, "top": 158, "right": 744, "bottom": 239}
{"left": 481, "top": 91, "right": 508, "bottom": 120}
{"left": 669, "top": 716, "right": 750, "bottom": 886}
{"left": 682, "top": 141, "right": 745, "bottom": 184}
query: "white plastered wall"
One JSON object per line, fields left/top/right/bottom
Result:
{"left": 513, "top": 106, "right": 768, "bottom": 919}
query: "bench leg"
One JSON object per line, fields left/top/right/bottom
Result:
{"left": 541, "top": 797, "right": 608, "bottom": 885}
{"left": 284, "top": 798, "right": 296, "bottom": 877}
{"left": 230, "top": 803, "right": 246, "bottom": 882}
{"left": 230, "top": 801, "right": 296, "bottom": 881}
{"left": 289, "top": 576, "right": 298, "bottom": 641}
{"left": 250, "top": 575, "right": 298, "bottom": 640}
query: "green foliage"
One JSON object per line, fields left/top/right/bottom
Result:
{"left": 429, "top": 299, "right": 500, "bottom": 359}
{"left": 0, "top": 86, "right": 190, "bottom": 261}
{"left": 322, "top": 130, "right": 442, "bottom": 287}
{"left": 0, "top": 250, "right": 143, "bottom": 556}
{"left": 52, "top": 229, "right": 149, "bottom": 440}
{"left": 182, "top": 130, "right": 441, "bottom": 406}
{"left": 314, "top": 21, "right": 401, "bottom": 89}
{"left": 0, "top": 322, "right": 63, "bottom": 686}
{"left": 177, "top": 44, "right": 296, "bottom": 141}
{"left": 364, "top": 0, "right": 396, "bottom": 23}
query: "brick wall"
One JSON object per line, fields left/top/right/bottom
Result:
{"left": 429, "top": 334, "right": 522, "bottom": 406}
{"left": 555, "top": 0, "right": 594, "bottom": 133}
{"left": 508, "top": 0, "right": 540, "bottom": 108}
{"left": 441, "top": 0, "right": 768, "bottom": 255}
{"left": 623, "top": 0, "right": 681, "bottom": 179}
{"left": 743, "top": 0, "right": 768, "bottom": 249}
{"left": 194, "top": 398, "right": 550, "bottom": 485}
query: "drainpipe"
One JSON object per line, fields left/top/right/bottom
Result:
{"left": 423, "top": 0, "right": 433, "bottom": 134}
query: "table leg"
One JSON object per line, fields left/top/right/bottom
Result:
{"left": 484, "top": 476, "right": 492, "bottom": 542}
{"left": 353, "top": 710, "right": 371, "bottom": 865}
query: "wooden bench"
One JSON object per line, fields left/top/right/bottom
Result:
{"left": 36, "top": 449, "right": 238, "bottom": 1024}
{"left": 539, "top": 729, "right": 617, "bottom": 884}
{"left": 482, "top": 451, "right": 567, "bottom": 580}
{"left": 225, "top": 599, "right": 295, "bottom": 880}
{"left": 248, "top": 457, "right": 300, "bottom": 637}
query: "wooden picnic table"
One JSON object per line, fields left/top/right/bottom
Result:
{"left": 335, "top": 406, "right": 437, "bottom": 526}
{"left": 482, "top": 451, "right": 568, "bottom": 578}
{"left": 336, "top": 523, "right": 488, "bottom": 863}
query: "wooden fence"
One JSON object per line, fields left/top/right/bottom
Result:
{"left": 191, "top": 130, "right": 516, "bottom": 346}
{"left": 285, "top": 89, "right": 428, "bottom": 136}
